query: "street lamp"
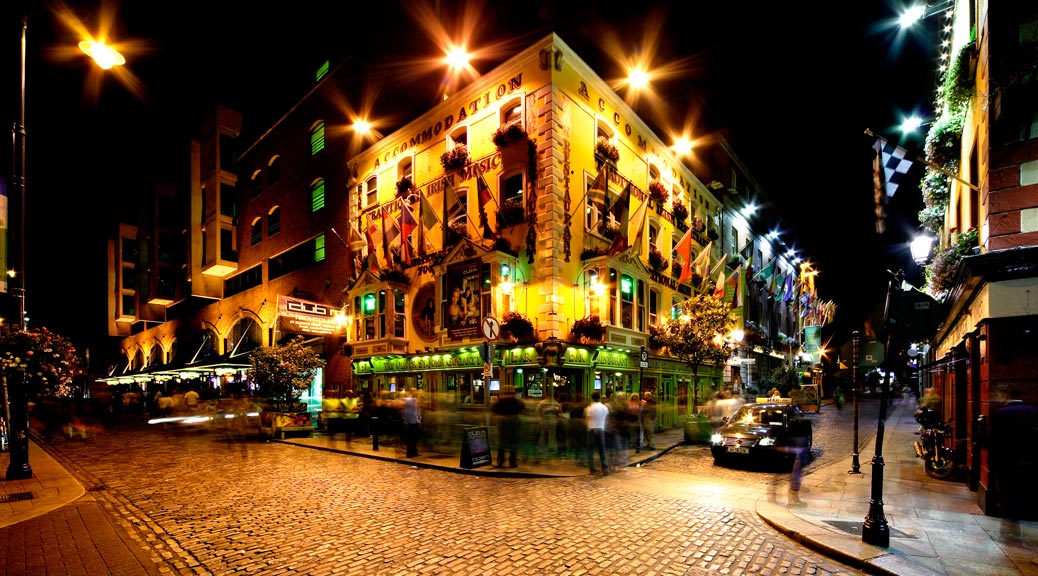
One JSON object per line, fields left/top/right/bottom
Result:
{"left": 910, "top": 234, "right": 935, "bottom": 264}
{"left": 4, "top": 12, "right": 125, "bottom": 481}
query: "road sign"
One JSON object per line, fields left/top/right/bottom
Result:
{"left": 479, "top": 341, "right": 495, "bottom": 363}
{"left": 483, "top": 362, "right": 492, "bottom": 380}
{"left": 481, "top": 316, "right": 500, "bottom": 341}
{"left": 640, "top": 347, "right": 649, "bottom": 368}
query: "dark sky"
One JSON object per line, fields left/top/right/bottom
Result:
{"left": 2, "top": 0, "right": 939, "bottom": 359}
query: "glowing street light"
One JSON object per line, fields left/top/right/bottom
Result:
{"left": 78, "top": 39, "right": 126, "bottom": 69}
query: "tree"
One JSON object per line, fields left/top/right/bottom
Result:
{"left": 248, "top": 337, "right": 326, "bottom": 404}
{"left": 0, "top": 327, "right": 79, "bottom": 398}
{"left": 655, "top": 294, "right": 736, "bottom": 408}
{"left": 1, "top": 327, "right": 79, "bottom": 479}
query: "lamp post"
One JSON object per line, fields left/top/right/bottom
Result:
{"left": 849, "top": 330, "right": 862, "bottom": 474}
{"left": 4, "top": 11, "right": 125, "bottom": 481}
{"left": 862, "top": 269, "right": 906, "bottom": 547}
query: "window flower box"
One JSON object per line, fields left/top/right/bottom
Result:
{"left": 571, "top": 315, "right": 606, "bottom": 342}
{"left": 440, "top": 144, "right": 469, "bottom": 172}
{"left": 648, "top": 179, "right": 668, "bottom": 205}
{"left": 648, "top": 247, "right": 669, "bottom": 274}
{"left": 492, "top": 124, "right": 529, "bottom": 148}
{"left": 594, "top": 137, "right": 619, "bottom": 165}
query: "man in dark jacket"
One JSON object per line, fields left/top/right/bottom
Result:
{"left": 492, "top": 386, "right": 524, "bottom": 467}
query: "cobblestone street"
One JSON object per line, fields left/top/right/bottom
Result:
{"left": 0, "top": 403, "right": 882, "bottom": 576}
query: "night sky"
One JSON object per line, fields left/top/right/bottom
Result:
{"left": 2, "top": 0, "right": 938, "bottom": 362}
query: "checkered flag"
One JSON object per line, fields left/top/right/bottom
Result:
{"left": 877, "top": 138, "right": 913, "bottom": 198}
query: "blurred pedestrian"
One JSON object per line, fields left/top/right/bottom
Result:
{"left": 607, "top": 391, "right": 629, "bottom": 469}
{"left": 401, "top": 388, "right": 421, "bottom": 457}
{"left": 492, "top": 385, "right": 524, "bottom": 468}
{"left": 568, "top": 391, "right": 588, "bottom": 463}
{"left": 640, "top": 391, "right": 657, "bottom": 450}
{"left": 628, "top": 393, "right": 642, "bottom": 452}
{"left": 537, "top": 394, "right": 561, "bottom": 453}
{"left": 585, "top": 391, "right": 609, "bottom": 475}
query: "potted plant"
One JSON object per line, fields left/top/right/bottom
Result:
{"left": 691, "top": 216, "right": 706, "bottom": 234}
{"left": 571, "top": 315, "right": 606, "bottom": 342}
{"left": 249, "top": 336, "right": 326, "bottom": 437}
{"left": 492, "top": 123, "right": 528, "bottom": 148}
{"left": 594, "top": 137, "right": 619, "bottom": 165}
{"left": 440, "top": 144, "right": 469, "bottom": 172}
{"left": 501, "top": 311, "right": 535, "bottom": 342}
{"left": 648, "top": 179, "right": 668, "bottom": 205}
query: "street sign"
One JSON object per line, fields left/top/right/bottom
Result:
{"left": 640, "top": 347, "right": 649, "bottom": 369}
{"left": 479, "top": 341, "right": 494, "bottom": 363}
{"left": 481, "top": 316, "right": 500, "bottom": 341}
{"left": 483, "top": 362, "right": 492, "bottom": 380}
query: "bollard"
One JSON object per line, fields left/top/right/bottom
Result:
{"left": 371, "top": 416, "right": 379, "bottom": 451}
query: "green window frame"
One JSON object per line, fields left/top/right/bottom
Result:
{"left": 310, "top": 121, "right": 325, "bottom": 155}
{"left": 311, "top": 179, "right": 326, "bottom": 212}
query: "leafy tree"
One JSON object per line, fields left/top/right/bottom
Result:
{"left": 0, "top": 327, "right": 79, "bottom": 398}
{"left": 655, "top": 294, "right": 736, "bottom": 405}
{"left": 248, "top": 337, "right": 326, "bottom": 403}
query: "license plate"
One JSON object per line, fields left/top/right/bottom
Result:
{"left": 727, "top": 446, "right": 749, "bottom": 454}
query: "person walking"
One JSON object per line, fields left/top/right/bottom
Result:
{"left": 640, "top": 391, "right": 657, "bottom": 450}
{"left": 401, "top": 388, "right": 421, "bottom": 458}
{"left": 491, "top": 386, "right": 524, "bottom": 468}
{"left": 585, "top": 391, "right": 610, "bottom": 475}
{"left": 567, "top": 392, "right": 588, "bottom": 463}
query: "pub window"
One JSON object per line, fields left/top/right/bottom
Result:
{"left": 620, "top": 273, "right": 635, "bottom": 330}
{"left": 449, "top": 126, "right": 468, "bottom": 149}
{"left": 637, "top": 279, "right": 646, "bottom": 332}
{"left": 398, "top": 156, "right": 413, "bottom": 183}
{"left": 500, "top": 98, "right": 522, "bottom": 127}
{"left": 393, "top": 288, "right": 406, "bottom": 338}
{"left": 608, "top": 268, "right": 618, "bottom": 326}
{"left": 250, "top": 170, "right": 263, "bottom": 198}
{"left": 314, "top": 234, "right": 326, "bottom": 262}
{"left": 649, "top": 288, "right": 659, "bottom": 326}
{"left": 310, "top": 178, "right": 326, "bottom": 212}
{"left": 378, "top": 290, "right": 388, "bottom": 338}
{"left": 310, "top": 120, "right": 325, "bottom": 156}
{"left": 356, "top": 293, "right": 378, "bottom": 341}
{"left": 502, "top": 172, "right": 523, "bottom": 205}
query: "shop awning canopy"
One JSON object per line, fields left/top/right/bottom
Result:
{"left": 96, "top": 352, "right": 253, "bottom": 385}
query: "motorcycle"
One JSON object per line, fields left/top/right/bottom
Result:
{"left": 913, "top": 407, "right": 958, "bottom": 479}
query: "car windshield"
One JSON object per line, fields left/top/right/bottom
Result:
{"left": 731, "top": 406, "right": 787, "bottom": 426}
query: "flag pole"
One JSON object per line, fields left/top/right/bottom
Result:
{"left": 864, "top": 128, "right": 979, "bottom": 192}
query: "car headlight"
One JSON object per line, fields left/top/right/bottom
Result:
{"left": 710, "top": 433, "right": 724, "bottom": 445}
{"left": 759, "top": 437, "right": 776, "bottom": 446}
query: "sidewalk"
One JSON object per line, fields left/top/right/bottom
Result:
{"left": 3, "top": 401, "right": 1036, "bottom": 576}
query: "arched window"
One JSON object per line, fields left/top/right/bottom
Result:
{"left": 310, "top": 178, "right": 326, "bottom": 212}
{"left": 250, "top": 170, "right": 263, "bottom": 198}
{"left": 267, "top": 156, "right": 281, "bottom": 185}
{"left": 268, "top": 206, "right": 281, "bottom": 236}
{"left": 229, "top": 317, "right": 262, "bottom": 355}
{"left": 310, "top": 120, "right": 325, "bottom": 155}
{"left": 364, "top": 175, "right": 378, "bottom": 209}
{"left": 250, "top": 218, "right": 263, "bottom": 246}
{"left": 500, "top": 98, "right": 522, "bottom": 127}
{"left": 449, "top": 126, "right": 468, "bottom": 149}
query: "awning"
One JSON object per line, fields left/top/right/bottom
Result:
{"left": 97, "top": 352, "right": 253, "bottom": 384}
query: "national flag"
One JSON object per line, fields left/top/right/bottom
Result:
{"left": 419, "top": 191, "right": 441, "bottom": 255}
{"left": 702, "top": 253, "right": 728, "bottom": 293}
{"left": 443, "top": 177, "right": 468, "bottom": 242}
{"left": 349, "top": 221, "right": 366, "bottom": 277}
{"left": 365, "top": 212, "right": 382, "bottom": 274}
{"left": 382, "top": 204, "right": 399, "bottom": 264}
{"left": 586, "top": 169, "right": 608, "bottom": 232}
{"left": 691, "top": 241, "right": 712, "bottom": 278}
{"left": 476, "top": 164, "right": 497, "bottom": 240}
{"left": 606, "top": 183, "right": 632, "bottom": 256}
{"left": 728, "top": 265, "right": 743, "bottom": 308}
{"left": 781, "top": 272, "right": 794, "bottom": 303}
{"left": 753, "top": 258, "right": 777, "bottom": 286}
{"left": 626, "top": 189, "right": 650, "bottom": 253}
{"left": 674, "top": 228, "right": 694, "bottom": 284}
{"left": 399, "top": 201, "right": 418, "bottom": 265}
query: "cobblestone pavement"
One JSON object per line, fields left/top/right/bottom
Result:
{"left": 7, "top": 402, "right": 883, "bottom": 576}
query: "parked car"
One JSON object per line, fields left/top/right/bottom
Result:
{"left": 710, "top": 402, "right": 812, "bottom": 466}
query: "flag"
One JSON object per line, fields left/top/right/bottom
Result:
{"left": 876, "top": 137, "right": 913, "bottom": 198}
{"left": 781, "top": 272, "right": 794, "bottom": 303}
{"left": 702, "top": 252, "right": 727, "bottom": 293}
{"left": 728, "top": 265, "right": 743, "bottom": 308}
{"left": 627, "top": 189, "right": 650, "bottom": 253}
{"left": 476, "top": 164, "right": 497, "bottom": 240}
{"left": 606, "top": 183, "right": 632, "bottom": 255}
{"left": 872, "top": 136, "right": 913, "bottom": 234}
{"left": 365, "top": 212, "right": 382, "bottom": 274}
{"left": 713, "top": 265, "right": 729, "bottom": 299}
{"left": 419, "top": 191, "right": 441, "bottom": 256}
{"left": 753, "top": 258, "right": 777, "bottom": 285}
{"left": 691, "top": 241, "right": 712, "bottom": 278}
{"left": 443, "top": 177, "right": 467, "bottom": 243}
{"left": 586, "top": 169, "right": 608, "bottom": 232}
{"left": 399, "top": 201, "right": 418, "bottom": 265}
{"left": 382, "top": 204, "right": 399, "bottom": 264}
{"left": 674, "top": 228, "right": 694, "bottom": 284}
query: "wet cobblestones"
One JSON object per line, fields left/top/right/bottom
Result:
{"left": 30, "top": 404, "right": 879, "bottom": 576}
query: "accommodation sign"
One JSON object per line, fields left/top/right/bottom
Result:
{"left": 277, "top": 295, "right": 340, "bottom": 336}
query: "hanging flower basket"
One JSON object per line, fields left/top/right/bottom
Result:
{"left": 648, "top": 179, "right": 668, "bottom": 205}
{"left": 571, "top": 315, "right": 606, "bottom": 342}
{"left": 594, "top": 137, "right": 619, "bottom": 164}
{"left": 396, "top": 177, "right": 415, "bottom": 199}
{"left": 648, "top": 247, "right": 669, "bottom": 273}
{"left": 501, "top": 311, "right": 535, "bottom": 342}
{"left": 671, "top": 199, "right": 689, "bottom": 224}
{"left": 440, "top": 144, "right": 470, "bottom": 172}
{"left": 691, "top": 217, "right": 706, "bottom": 234}
{"left": 492, "top": 124, "right": 529, "bottom": 148}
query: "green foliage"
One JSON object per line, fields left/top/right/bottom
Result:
{"left": 942, "top": 41, "right": 976, "bottom": 113}
{"left": 248, "top": 337, "right": 326, "bottom": 402}
{"left": 0, "top": 328, "right": 78, "bottom": 398}
{"left": 925, "top": 112, "right": 965, "bottom": 170}
{"left": 924, "top": 228, "right": 979, "bottom": 296}
{"left": 655, "top": 294, "right": 736, "bottom": 371}
{"left": 920, "top": 169, "right": 950, "bottom": 208}
{"left": 501, "top": 312, "right": 535, "bottom": 342}
{"left": 571, "top": 315, "right": 606, "bottom": 341}
{"left": 770, "top": 364, "right": 802, "bottom": 395}
{"left": 918, "top": 206, "right": 945, "bottom": 237}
